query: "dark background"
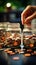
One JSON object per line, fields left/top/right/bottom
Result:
{"left": 0, "top": 0, "right": 36, "bottom": 12}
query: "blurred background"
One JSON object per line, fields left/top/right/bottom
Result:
{"left": 0, "top": 0, "right": 36, "bottom": 12}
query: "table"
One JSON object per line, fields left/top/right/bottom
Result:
{"left": 0, "top": 51, "right": 36, "bottom": 65}
{"left": 8, "top": 53, "right": 36, "bottom": 65}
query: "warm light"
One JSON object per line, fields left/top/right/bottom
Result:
{"left": 30, "top": 43, "right": 34, "bottom": 48}
{"left": 6, "top": 3, "right": 11, "bottom": 7}
{"left": 24, "top": 53, "right": 31, "bottom": 57}
{"left": 13, "top": 41, "right": 18, "bottom": 46}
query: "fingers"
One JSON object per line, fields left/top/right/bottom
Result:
{"left": 21, "top": 5, "right": 36, "bottom": 25}
{"left": 21, "top": 5, "right": 32, "bottom": 25}
{"left": 21, "top": 5, "right": 31, "bottom": 16}
{"left": 25, "top": 12, "right": 36, "bottom": 24}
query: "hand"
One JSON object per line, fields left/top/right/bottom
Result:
{"left": 21, "top": 5, "right": 36, "bottom": 26}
